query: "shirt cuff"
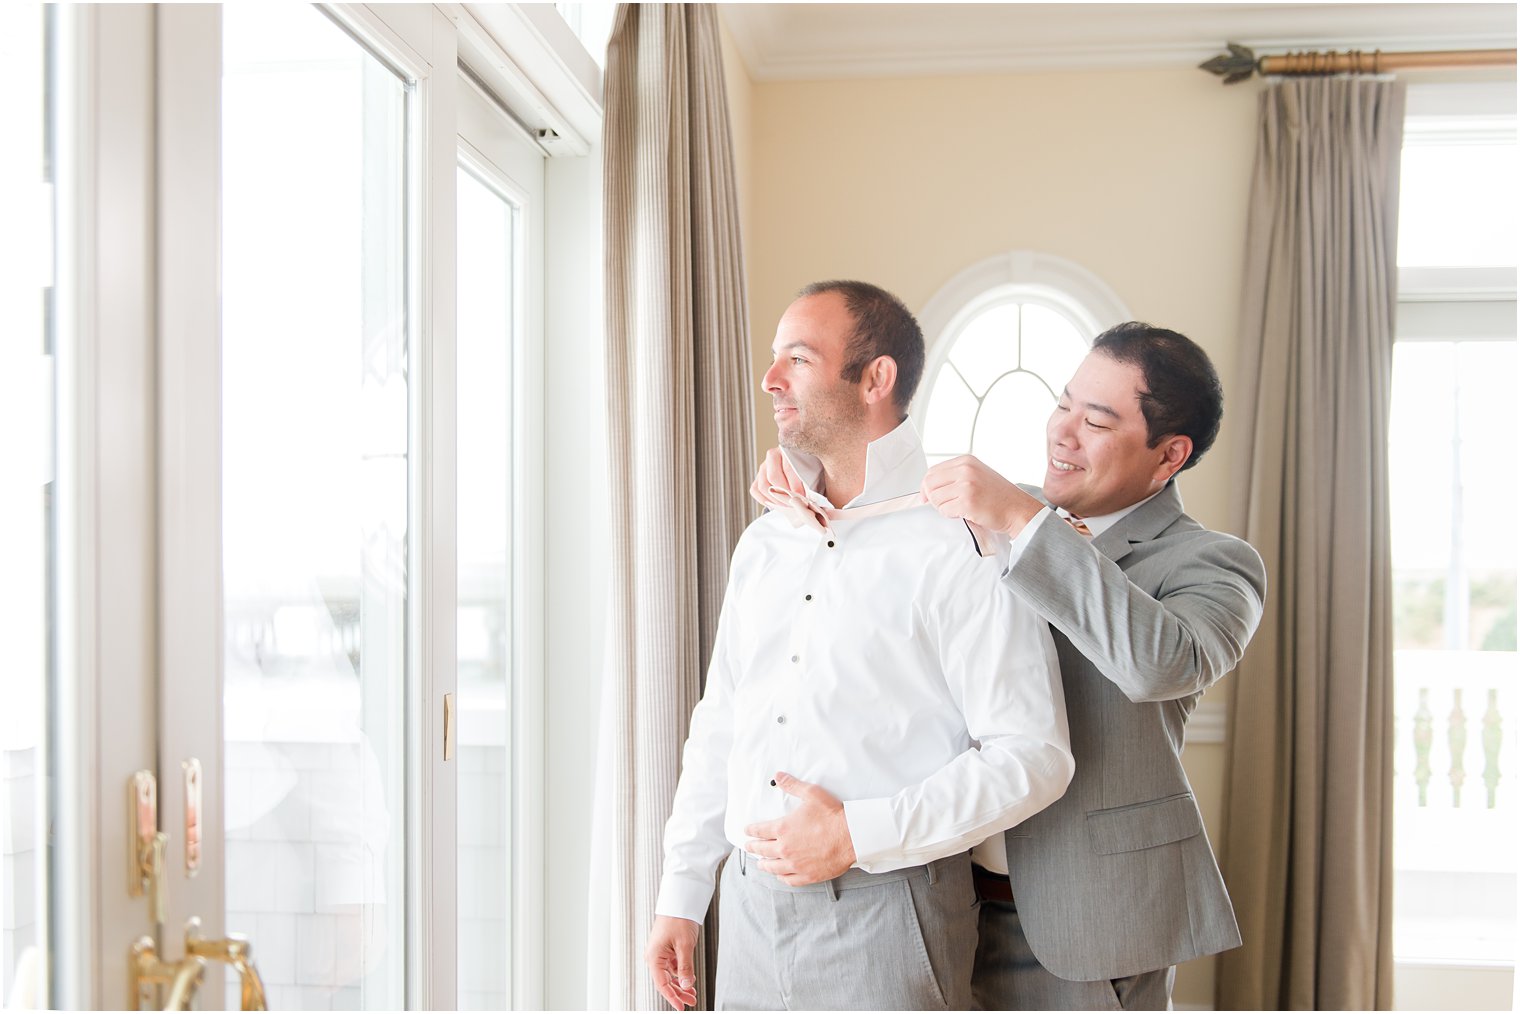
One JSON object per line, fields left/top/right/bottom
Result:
{"left": 1000, "top": 507, "right": 1055, "bottom": 575}
{"left": 842, "top": 796, "right": 899, "bottom": 871}
{"left": 654, "top": 871, "right": 716, "bottom": 925}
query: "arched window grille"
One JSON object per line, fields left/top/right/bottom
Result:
{"left": 913, "top": 253, "right": 1131, "bottom": 485}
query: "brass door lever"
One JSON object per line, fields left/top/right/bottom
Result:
{"left": 129, "top": 937, "right": 204, "bottom": 1011}
{"left": 186, "top": 917, "right": 268, "bottom": 1011}
{"left": 129, "top": 918, "right": 268, "bottom": 1011}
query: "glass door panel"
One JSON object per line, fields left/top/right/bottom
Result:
{"left": 222, "top": 6, "right": 409, "bottom": 1008}
{"left": 455, "top": 162, "right": 518, "bottom": 1011}
{"left": 0, "top": 4, "right": 51, "bottom": 1007}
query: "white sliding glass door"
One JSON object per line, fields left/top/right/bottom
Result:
{"left": 219, "top": 6, "right": 410, "bottom": 1008}
{"left": 41, "top": 4, "right": 572, "bottom": 1008}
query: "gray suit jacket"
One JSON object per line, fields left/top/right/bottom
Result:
{"left": 999, "top": 480, "right": 1266, "bottom": 981}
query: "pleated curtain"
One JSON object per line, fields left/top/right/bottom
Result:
{"left": 1218, "top": 77, "right": 1405, "bottom": 1010}
{"left": 587, "top": 4, "right": 755, "bottom": 1010}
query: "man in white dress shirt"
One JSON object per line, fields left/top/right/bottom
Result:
{"left": 644, "top": 280, "right": 1073, "bottom": 1011}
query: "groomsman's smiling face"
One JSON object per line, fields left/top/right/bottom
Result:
{"left": 1042, "top": 352, "right": 1187, "bottom": 518}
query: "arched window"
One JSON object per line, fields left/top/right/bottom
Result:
{"left": 913, "top": 252, "right": 1131, "bottom": 485}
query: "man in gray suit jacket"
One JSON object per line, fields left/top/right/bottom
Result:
{"left": 918, "top": 321, "right": 1266, "bottom": 1009}
{"left": 753, "top": 321, "right": 1264, "bottom": 1009}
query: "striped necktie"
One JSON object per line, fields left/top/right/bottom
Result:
{"left": 1064, "top": 514, "right": 1094, "bottom": 537}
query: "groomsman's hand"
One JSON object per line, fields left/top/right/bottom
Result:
{"left": 743, "top": 772, "right": 856, "bottom": 885}
{"left": 921, "top": 454, "right": 1044, "bottom": 537}
{"left": 749, "top": 447, "right": 806, "bottom": 511}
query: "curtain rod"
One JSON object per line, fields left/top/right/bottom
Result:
{"left": 1200, "top": 42, "right": 1517, "bottom": 84}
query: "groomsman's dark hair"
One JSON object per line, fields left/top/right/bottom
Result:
{"left": 1092, "top": 322, "right": 1224, "bottom": 471}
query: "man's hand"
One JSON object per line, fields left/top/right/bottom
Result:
{"left": 644, "top": 915, "right": 701, "bottom": 1011}
{"left": 743, "top": 772, "right": 856, "bottom": 885}
{"left": 749, "top": 447, "right": 805, "bottom": 511}
{"left": 921, "top": 454, "right": 1045, "bottom": 538}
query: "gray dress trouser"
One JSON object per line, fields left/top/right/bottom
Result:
{"left": 971, "top": 899, "right": 1175, "bottom": 1011}
{"left": 715, "top": 849, "right": 978, "bottom": 1011}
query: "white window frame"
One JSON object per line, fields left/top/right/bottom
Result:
{"left": 1390, "top": 79, "right": 1517, "bottom": 1003}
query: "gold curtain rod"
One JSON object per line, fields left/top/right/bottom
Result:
{"left": 1200, "top": 42, "right": 1517, "bottom": 84}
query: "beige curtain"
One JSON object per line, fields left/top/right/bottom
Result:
{"left": 587, "top": 4, "right": 755, "bottom": 1010}
{"left": 1219, "top": 78, "right": 1405, "bottom": 1010}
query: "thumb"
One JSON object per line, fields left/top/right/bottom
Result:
{"left": 675, "top": 938, "right": 695, "bottom": 988}
{"left": 773, "top": 771, "right": 818, "bottom": 802}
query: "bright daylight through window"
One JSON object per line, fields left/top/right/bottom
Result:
{"left": 0, "top": 5, "right": 51, "bottom": 1008}
{"left": 1389, "top": 91, "right": 1518, "bottom": 972}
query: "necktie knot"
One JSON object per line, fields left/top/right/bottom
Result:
{"left": 1064, "top": 514, "right": 1094, "bottom": 538}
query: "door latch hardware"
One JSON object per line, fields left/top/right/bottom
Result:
{"left": 127, "top": 771, "right": 167, "bottom": 923}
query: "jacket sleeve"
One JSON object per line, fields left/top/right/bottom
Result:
{"left": 1004, "top": 512, "right": 1266, "bottom": 703}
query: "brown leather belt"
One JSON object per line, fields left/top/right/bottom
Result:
{"left": 972, "top": 864, "right": 1014, "bottom": 904}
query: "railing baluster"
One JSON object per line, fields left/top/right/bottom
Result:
{"left": 1414, "top": 688, "right": 1433, "bottom": 807}
{"left": 1483, "top": 688, "right": 1502, "bottom": 810}
{"left": 1448, "top": 688, "right": 1467, "bottom": 808}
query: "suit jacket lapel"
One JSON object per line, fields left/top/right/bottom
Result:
{"left": 1093, "top": 481, "right": 1185, "bottom": 563}
{"left": 1019, "top": 480, "right": 1186, "bottom": 564}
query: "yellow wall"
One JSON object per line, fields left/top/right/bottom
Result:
{"left": 724, "top": 56, "right": 1269, "bottom": 1006}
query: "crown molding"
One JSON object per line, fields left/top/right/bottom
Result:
{"left": 718, "top": 3, "right": 1518, "bottom": 82}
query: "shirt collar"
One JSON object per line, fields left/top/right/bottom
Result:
{"left": 1056, "top": 484, "right": 1167, "bottom": 537}
{"left": 780, "top": 418, "right": 927, "bottom": 509}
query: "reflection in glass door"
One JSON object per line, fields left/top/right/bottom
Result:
{"left": 221, "top": 6, "right": 409, "bottom": 1009}
{"left": 0, "top": 5, "right": 52, "bottom": 1008}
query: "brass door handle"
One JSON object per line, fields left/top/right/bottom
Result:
{"left": 129, "top": 937, "right": 204, "bottom": 1011}
{"left": 186, "top": 917, "right": 268, "bottom": 1011}
{"left": 130, "top": 919, "right": 268, "bottom": 1011}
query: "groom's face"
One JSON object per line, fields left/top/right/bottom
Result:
{"left": 763, "top": 292, "right": 869, "bottom": 458}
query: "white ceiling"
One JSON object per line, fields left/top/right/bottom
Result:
{"left": 717, "top": 3, "right": 1519, "bottom": 81}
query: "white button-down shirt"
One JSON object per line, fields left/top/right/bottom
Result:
{"left": 654, "top": 421, "right": 1074, "bottom": 923}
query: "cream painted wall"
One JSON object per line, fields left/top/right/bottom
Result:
{"left": 728, "top": 65, "right": 1267, "bottom": 1008}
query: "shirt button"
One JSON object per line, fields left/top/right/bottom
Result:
{"left": 827, "top": 540, "right": 836, "bottom": 548}
{"left": 776, "top": 715, "right": 787, "bottom": 725}
{"left": 790, "top": 655, "right": 799, "bottom": 663}
{"left": 804, "top": 594, "right": 813, "bottom": 601}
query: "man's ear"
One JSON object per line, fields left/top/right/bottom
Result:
{"left": 861, "top": 355, "right": 898, "bottom": 407}
{"left": 1155, "top": 435, "right": 1193, "bottom": 482}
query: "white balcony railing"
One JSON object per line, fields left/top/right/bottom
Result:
{"left": 1393, "top": 650, "right": 1517, "bottom": 967}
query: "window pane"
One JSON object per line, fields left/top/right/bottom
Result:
{"left": 971, "top": 372, "right": 1054, "bottom": 486}
{"left": 222, "top": 7, "right": 408, "bottom": 1009}
{"left": 0, "top": 5, "right": 50, "bottom": 1007}
{"left": 1018, "top": 303, "right": 1087, "bottom": 400}
{"left": 1390, "top": 342, "right": 1517, "bottom": 651}
{"left": 1398, "top": 141, "right": 1519, "bottom": 267}
{"left": 922, "top": 295, "right": 1093, "bottom": 483}
{"left": 922, "top": 368, "right": 976, "bottom": 457}
{"left": 947, "top": 303, "right": 1019, "bottom": 397}
{"left": 456, "top": 164, "right": 516, "bottom": 1011}
{"left": 1391, "top": 336, "right": 1518, "bottom": 966}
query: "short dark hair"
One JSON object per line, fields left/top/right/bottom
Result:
{"left": 796, "top": 279, "right": 925, "bottom": 415}
{"left": 1090, "top": 321, "right": 1223, "bottom": 471}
